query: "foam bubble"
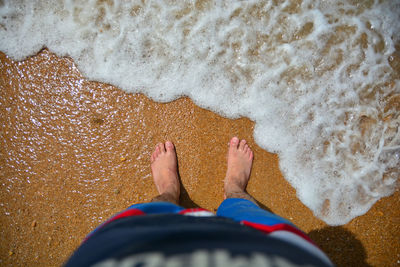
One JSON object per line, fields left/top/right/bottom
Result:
{"left": 1, "top": 0, "right": 399, "bottom": 225}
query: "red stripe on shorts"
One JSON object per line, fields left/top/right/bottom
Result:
{"left": 241, "top": 220, "right": 316, "bottom": 245}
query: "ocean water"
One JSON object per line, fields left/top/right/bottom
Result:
{"left": 0, "top": 0, "right": 398, "bottom": 225}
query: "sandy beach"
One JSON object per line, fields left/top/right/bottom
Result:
{"left": 0, "top": 50, "right": 399, "bottom": 266}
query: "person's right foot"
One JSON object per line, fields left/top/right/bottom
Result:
{"left": 224, "top": 137, "right": 254, "bottom": 198}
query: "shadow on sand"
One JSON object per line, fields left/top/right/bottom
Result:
{"left": 179, "top": 189, "right": 272, "bottom": 213}
{"left": 179, "top": 184, "right": 200, "bottom": 208}
{"left": 308, "top": 226, "right": 371, "bottom": 267}
{"left": 179, "top": 192, "right": 370, "bottom": 267}
{"left": 174, "top": 157, "right": 369, "bottom": 267}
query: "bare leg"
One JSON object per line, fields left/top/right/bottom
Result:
{"left": 150, "top": 141, "right": 180, "bottom": 205}
{"left": 224, "top": 137, "right": 257, "bottom": 204}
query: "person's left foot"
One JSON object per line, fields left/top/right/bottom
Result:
{"left": 150, "top": 141, "right": 180, "bottom": 202}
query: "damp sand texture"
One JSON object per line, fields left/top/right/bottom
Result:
{"left": 1, "top": 0, "right": 399, "bottom": 225}
{"left": 1, "top": 49, "right": 399, "bottom": 267}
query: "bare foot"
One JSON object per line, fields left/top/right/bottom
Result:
{"left": 150, "top": 141, "right": 180, "bottom": 204}
{"left": 224, "top": 137, "right": 254, "bottom": 199}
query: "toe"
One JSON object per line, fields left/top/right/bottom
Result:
{"left": 158, "top": 142, "right": 166, "bottom": 153}
{"left": 249, "top": 151, "right": 254, "bottom": 160}
{"left": 244, "top": 144, "right": 249, "bottom": 153}
{"left": 154, "top": 144, "right": 161, "bottom": 155}
{"left": 239, "top": 139, "right": 246, "bottom": 150}
{"left": 230, "top": 137, "right": 239, "bottom": 148}
{"left": 165, "top": 141, "right": 174, "bottom": 152}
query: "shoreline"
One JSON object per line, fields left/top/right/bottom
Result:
{"left": 0, "top": 50, "right": 398, "bottom": 266}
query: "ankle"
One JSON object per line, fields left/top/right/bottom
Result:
{"left": 224, "top": 181, "right": 245, "bottom": 194}
{"left": 152, "top": 192, "right": 179, "bottom": 205}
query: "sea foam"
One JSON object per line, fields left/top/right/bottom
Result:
{"left": 0, "top": 0, "right": 399, "bottom": 225}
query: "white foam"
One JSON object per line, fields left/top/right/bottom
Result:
{"left": 1, "top": 0, "right": 399, "bottom": 225}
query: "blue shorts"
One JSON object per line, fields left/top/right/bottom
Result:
{"left": 83, "top": 198, "right": 332, "bottom": 266}
{"left": 127, "top": 198, "right": 295, "bottom": 227}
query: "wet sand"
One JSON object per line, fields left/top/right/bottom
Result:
{"left": 0, "top": 50, "right": 399, "bottom": 266}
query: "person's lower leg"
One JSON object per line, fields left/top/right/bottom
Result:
{"left": 150, "top": 141, "right": 180, "bottom": 205}
{"left": 224, "top": 137, "right": 257, "bottom": 204}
